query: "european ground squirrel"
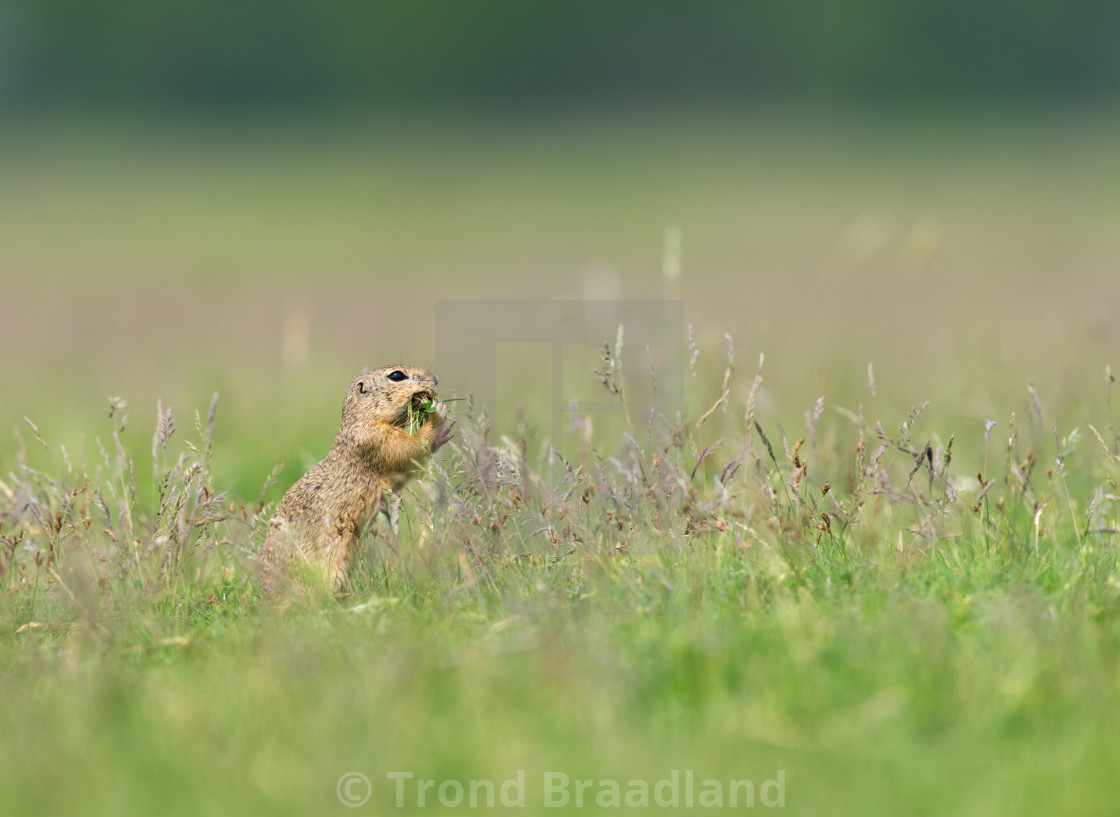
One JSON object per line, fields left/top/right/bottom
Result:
{"left": 260, "top": 365, "right": 452, "bottom": 599}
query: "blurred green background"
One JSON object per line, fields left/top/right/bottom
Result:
{"left": 6, "top": 1, "right": 1119, "bottom": 110}
{"left": 2, "top": 1, "right": 1119, "bottom": 489}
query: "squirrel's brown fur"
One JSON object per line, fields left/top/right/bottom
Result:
{"left": 260, "top": 365, "right": 451, "bottom": 599}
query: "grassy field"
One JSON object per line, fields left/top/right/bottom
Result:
{"left": 2, "top": 113, "right": 1119, "bottom": 815}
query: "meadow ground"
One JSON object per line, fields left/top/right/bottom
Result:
{"left": 2, "top": 112, "right": 1119, "bottom": 815}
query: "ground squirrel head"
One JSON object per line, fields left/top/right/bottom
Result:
{"left": 339, "top": 365, "right": 440, "bottom": 441}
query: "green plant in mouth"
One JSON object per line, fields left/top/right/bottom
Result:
{"left": 403, "top": 395, "right": 463, "bottom": 435}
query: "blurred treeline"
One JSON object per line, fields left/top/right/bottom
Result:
{"left": 4, "top": 0, "right": 1118, "bottom": 112}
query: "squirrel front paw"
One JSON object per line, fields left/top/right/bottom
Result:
{"left": 431, "top": 420, "right": 455, "bottom": 452}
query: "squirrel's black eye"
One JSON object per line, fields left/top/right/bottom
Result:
{"left": 357, "top": 381, "right": 367, "bottom": 394}
{"left": 387, "top": 370, "right": 407, "bottom": 382}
